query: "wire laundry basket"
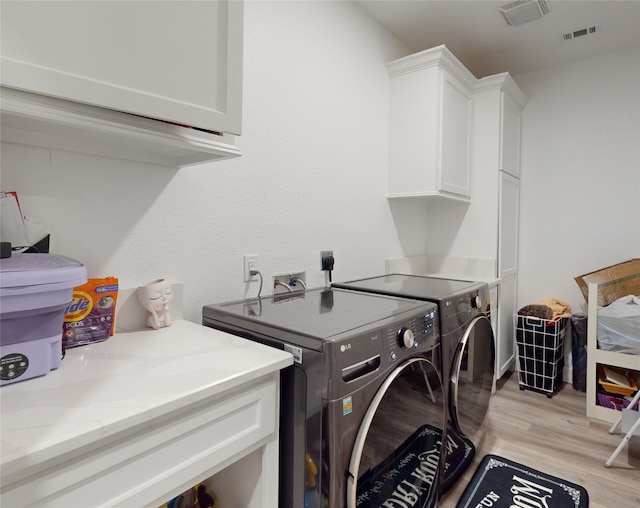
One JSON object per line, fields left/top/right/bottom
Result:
{"left": 514, "top": 315, "right": 568, "bottom": 398}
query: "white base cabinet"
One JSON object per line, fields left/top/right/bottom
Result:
{"left": 2, "top": 377, "right": 280, "bottom": 507}
{"left": 0, "top": 321, "right": 292, "bottom": 508}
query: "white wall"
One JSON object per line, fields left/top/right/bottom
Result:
{"left": 3, "top": 2, "right": 638, "bottom": 326}
{"left": 0, "top": 0, "right": 415, "bottom": 323}
{"left": 515, "top": 46, "right": 640, "bottom": 315}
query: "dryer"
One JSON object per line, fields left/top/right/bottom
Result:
{"left": 333, "top": 274, "right": 495, "bottom": 492}
{"left": 203, "top": 287, "right": 459, "bottom": 508}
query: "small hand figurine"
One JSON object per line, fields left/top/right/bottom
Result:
{"left": 137, "top": 278, "right": 174, "bottom": 329}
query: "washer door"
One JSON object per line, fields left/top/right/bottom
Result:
{"left": 346, "top": 357, "right": 444, "bottom": 508}
{"left": 450, "top": 315, "right": 495, "bottom": 442}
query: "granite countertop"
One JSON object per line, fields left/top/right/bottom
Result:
{"left": 0, "top": 320, "right": 292, "bottom": 480}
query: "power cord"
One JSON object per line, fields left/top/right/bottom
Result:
{"left": 322, "top": 254, "right": 335, "bottom": 284}
{"left": 250, "top": 269, "right": 263, "bottom": 298}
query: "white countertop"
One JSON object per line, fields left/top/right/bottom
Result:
{"left": 385, "top": 255, "right": 500, "bottom": 286}
{"left": 0, "top": 320, "right": 293, "bottom": 481}
{"left": 422, "top": 272, "right": 500, "bottom": 286}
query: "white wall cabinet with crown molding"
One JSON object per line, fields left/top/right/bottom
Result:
{"left": 387, "top": 45, "right": 476, "bottom": 203}
{"left": 0, "top": 0, "right": 243, "bottom": 168}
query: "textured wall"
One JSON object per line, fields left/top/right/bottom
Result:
{"left": 0, "top": 1, "right": 413, "bottom": 323}
{"left": 516, "top": 46, "right": 640, "bottom": 314}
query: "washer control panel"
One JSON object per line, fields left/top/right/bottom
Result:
{"left": 440, "top": 287, "right": 490, "bottom": 335}
{"left": 386, "top": 304, "right": 438, "bottom": 362}
{"left": 397, "top": 327, "right": 415, "bottom": 348}
{"left": 333, "top": 302, "right": 439, "bottom": 384}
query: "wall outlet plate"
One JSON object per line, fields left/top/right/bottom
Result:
{"left": 244, "top": 254, "right": 258, "bottom": 282}
{"left": 321, "top": 250, "right": 334, "bottom": 271}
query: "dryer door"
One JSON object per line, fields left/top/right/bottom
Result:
{"left": 450, "top": 315, "right": 495, "bottom": 442}
{"left": 346, "top": 357, "right": 445, "bottom": 508}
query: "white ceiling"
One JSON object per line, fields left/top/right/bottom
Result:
{"left": 355, "top": 0, "right": 640, "bottom": 77}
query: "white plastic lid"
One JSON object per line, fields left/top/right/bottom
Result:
{"left": 0, "top": 253, "right": 87, "bottom": 290}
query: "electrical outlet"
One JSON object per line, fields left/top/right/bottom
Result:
{"left": 244, "top": 254, "right": 258, "bottom": 282}
{"left": 273, "top": 271, "right": 307, "bottom": 294}
{"left": 321, "top": 250, "right": 334, "bottom": 271}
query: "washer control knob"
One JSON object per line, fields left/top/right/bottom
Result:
{"left": 471, "top": 295, "right": 482, "bottom": 309}
{"left": 397, "top": 327, "right": 415, "bottom": 348}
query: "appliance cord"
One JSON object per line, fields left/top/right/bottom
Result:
{"left": 250, "top": 269, "right": 264, "bottom": 298}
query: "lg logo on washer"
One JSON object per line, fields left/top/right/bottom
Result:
{"left": 340, "top": 333, "right": 378, "bottom": 353}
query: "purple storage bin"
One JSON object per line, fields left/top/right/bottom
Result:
{"left": 0, "top": 253, "right": 87, "bottom": 385}
{"left": 597, "top": 392, "right": 640, "bottom": 412}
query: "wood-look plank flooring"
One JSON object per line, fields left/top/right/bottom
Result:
{"left": 439, "top": 372, "right": 640, "bottom": 508}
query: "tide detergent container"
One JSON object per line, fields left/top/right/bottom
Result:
{"left": 0, "top": 253, "right": 87, "bottom": 385}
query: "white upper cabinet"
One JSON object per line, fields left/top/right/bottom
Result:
{"left": 499, "top": 87, "right": 525, "bottom": 178}
{"left": 471, "top": 73, "right": 527, "bottom": 181}
{"left": 387, "top": 45, "right": 476, "bottom": 202}
{"left": 0, "top": 0, "right": 243, "bottom": 167}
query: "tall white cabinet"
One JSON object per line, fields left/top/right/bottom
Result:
{"left": 471, "top": 73, "right": 527, "bottom": 379}
{"left": 1, "top": 0, "right": 243, "bottom": 167}
{"left": 395, "top": 67, "right": 527, "bottom": 383}
{"left": 384, "top": 43, "right": 527, "bottom": 383}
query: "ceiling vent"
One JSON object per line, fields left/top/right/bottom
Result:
{"left": 562, "top": 25, "right": 599, "bottom": 41}
{"left": 500, "top": 0, "right": 551, "bottom": 26}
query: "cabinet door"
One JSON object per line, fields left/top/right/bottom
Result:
{"left": 496, "top": 172, "right": 520, "bottom": 378}
{"left": 498, "top": 172, "right": 519, "bottom": 278}
{"left": 1, "top": 0, "right": 242, "bottom": 135}
{"left": 440, "top": 72, "right": 472, "bottom": 197}
{"left": 500, "top": 92, "right": 521, "bottom": 178}
{"left": 496, "top": 276, "right": 516, "bottom": 379}
{"left": 387, "top": 46, "right": 474, "bottom": 202}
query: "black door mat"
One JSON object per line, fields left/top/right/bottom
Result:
{"left": 456, "top": 454, "right": 589, "bottom": 508}
{"left": 356, "top": 424, "right": 474, "bottom": 507}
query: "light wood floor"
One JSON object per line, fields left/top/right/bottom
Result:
{"left": 439, "top": 372, "right": 640, "bottom": 508}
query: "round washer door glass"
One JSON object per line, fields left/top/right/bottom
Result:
{"left": 347, "top": 357, "right": 445, "bottom": 508}
{"left": 450, "top": 315, "right": 495, "bottom": 442}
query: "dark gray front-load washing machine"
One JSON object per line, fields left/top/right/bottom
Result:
{"left": 203, "top": 287, "right": 462, "bottom": 508}
{"left": 333, "top": 274, "right": 495, "bottom": 493}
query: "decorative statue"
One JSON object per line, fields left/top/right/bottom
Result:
{"left": 137, "top": 278, "right": 173, "bottom": 329}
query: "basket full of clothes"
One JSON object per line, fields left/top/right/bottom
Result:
{"left": 515, "top": 299, "right": 572, "bottom": 398}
